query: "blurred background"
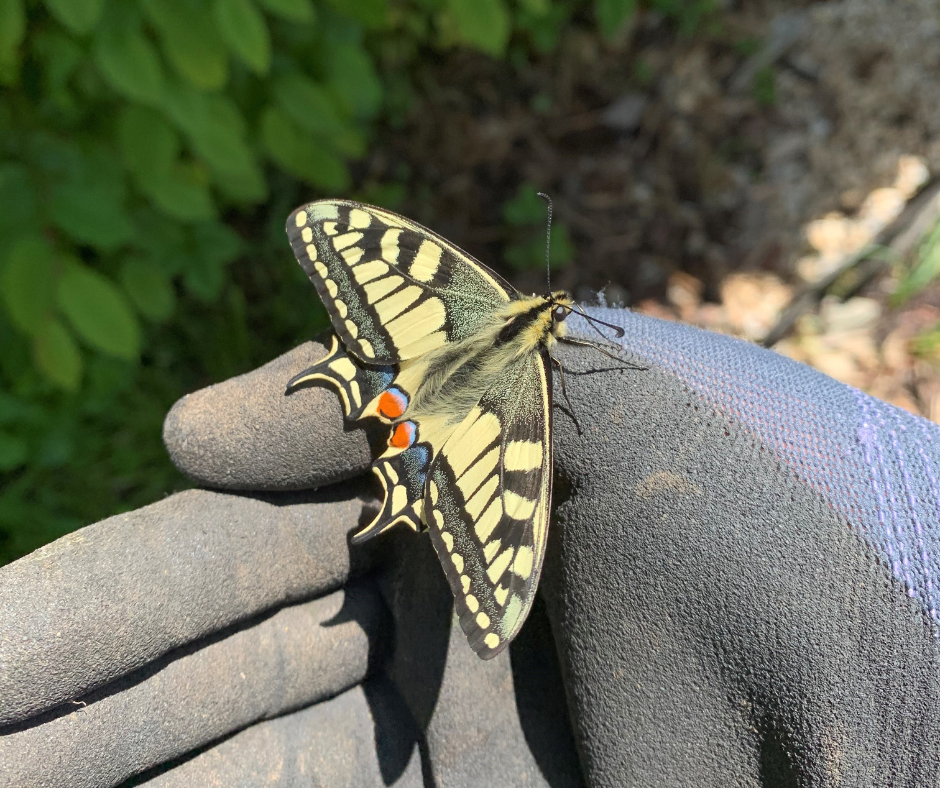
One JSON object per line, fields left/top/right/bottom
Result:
{"left": 2, "top": 0, "right": 940, "bottom": 566}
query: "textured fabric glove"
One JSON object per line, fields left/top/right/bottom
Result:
{"left": 2, "top": 308, "right": 940, "bottom": 787}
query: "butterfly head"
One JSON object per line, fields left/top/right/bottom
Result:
{"left": 548, "top": 290, "right": 575, "bottom": 338}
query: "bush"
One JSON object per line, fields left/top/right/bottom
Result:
{"left": 0, "top": 0, "right": 640, "bottom": 566}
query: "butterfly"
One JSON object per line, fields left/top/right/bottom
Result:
{"left": 284, "top": 199, "right": 622, "bottom": 658}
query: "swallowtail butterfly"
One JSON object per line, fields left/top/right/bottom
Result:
{"left": 285, "top": 200, "right": 622, "bottom": 658}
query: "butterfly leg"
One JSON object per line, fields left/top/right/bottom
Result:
{"left": 550, "top": 353, "right": 583, "bottom": 436}
{"left": 558, "top": 335, "right": 648, "bottom": 370}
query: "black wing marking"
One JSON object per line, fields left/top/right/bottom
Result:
{"left": 423, "top": 350, "right": 552, "bottom": 659}
{"left": 287, "top": 200, "right": 514, "bottom": 365}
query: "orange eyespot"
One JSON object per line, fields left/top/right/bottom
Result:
{"left": 378, "top": 389, "right": 408, "bottom": 419}
{"left": 389, "top": 421, "right": 416, "bottom": 449}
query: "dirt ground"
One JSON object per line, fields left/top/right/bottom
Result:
{"left": 369, "top": 0, "right": 940, "bottom": 422}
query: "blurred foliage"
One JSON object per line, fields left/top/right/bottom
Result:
{"left": 0, "top": 0, "right": 704, "bottom": 565}
{"left": 893, "top": 220, "right": 940, "bottom": 306}
{"left": 502, "top": 184, "right": 574, "bottom": 272}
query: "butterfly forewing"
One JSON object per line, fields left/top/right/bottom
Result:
{"left": 424, "top": 351, "right": 552, "bottom": 659}
{"left": 287, "top": 201, "right": 512, "bottom": 364}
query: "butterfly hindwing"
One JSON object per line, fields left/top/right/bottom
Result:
{"left": 287, "top": 201, "right": 512, "bottom": 364}
{"left": 424, "top": 350, "right": 553, "bottom": 659}
{"left": 286, "top": 335, "right": 396, "bottom": 420}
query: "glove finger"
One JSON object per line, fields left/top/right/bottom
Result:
{"left": 163, "top": 339, "right": 378, "bottom": 491}
{"left": 0, "top": 485, "right": 379, "bottom": 727}
{"left": 137, "top": 676, "right": 424, "bottom": 788}
{"left": 0, "top": 584, "right": 388, "bottom": 788}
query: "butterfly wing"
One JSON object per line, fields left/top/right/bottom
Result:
{"left": 287, "top": 200, "right": 513, "bottom": 365}
{"left": 423, "top": 349, "right": 553, "bottom": 659}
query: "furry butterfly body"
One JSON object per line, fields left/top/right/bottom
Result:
{"left": 286, "top": 200, "right": 574, "bottom": 658}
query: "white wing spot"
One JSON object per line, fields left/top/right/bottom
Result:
{"left": 335, "top": 299, "right": 348, "bottom": 318}
{"left": 341, "top": 247, "right": 364, "bottom": 265}
{"left": 374, "top": 285, "right": 422, "bottom": 323}
{"left": 465, "top": 594, "right": 479, "bottom": 613}
{"left": 301, "top": 226, "right": 313, "bottom": 243}
{"left": 494, "top": 585, "right": 509, "bottom": 607}
{"left": 503, "top": 490, "right": 537, "bottom": 521}
{"left": 445, "top": 411, "right": 500, "bottom": 478}
{"left": 484, "top": 633, "right": 500, "bottom": 649}
{"left": 460, "top": 574, "right": 471, "bottom": 593}
{"left": 307, "top": 244, "right": 319, "bottom": 261}
{"left": 359, "top": 339, "right": 375, "bottom": 357}
{"left": 440, "top": 531, "right": 453, "bottom": 552}
{"left": 385, "top": 297, "right": 446, "bottom": 346}
{"left": 294, "top": 211, "right": 307, "bottom": 227}
{"left": 314, "top": 261, "right": 328, "bottom": 278}
{"left": 332, "top": 231, "right": 362, "bottom": 251}
{"left": 348, "top": 208, "right": 372, "bottom": 228}
{"left": 483, "top": 539, "right": 501, "bottom": 564}
{"left": 430, "top": 481, "right": 440, "bottom": 505}
{"left": 487, "top": 546, "right": 515, "bottom": 583}
{"left": 325, "top": 279, "right": 338, "bottom": 298}
{"left": 466, "top": 475, "right": 498, "bottom": 520}
{"left": 364, "top": 275, "right": 404, "bottom": 304}
{"left": 344, "top": 319, "right": 359, "bottom": 339}
{"left": 432, "top": 508, "right": 444, "bottom": 529}
{"left": 504, "top": 440, "right": 543, "bottom": 472}
{"left": 452, "top": 552, "right": 465, "bottom": 574}
{"left": 381, "top": 229, "right": 401, "bottom": 264}
{"left": 323, "top": 221, "right": 338, "bottom": 236}
{"left": 349, "top": 380, "right": 362, "bottom": 409}
{"left": 512, "top": 545, "right": 534, "bottom": 580}
{"left": 456, "top": 447, "right": 499, "bottom": 501}
{"left": 476, "top": 611, "right": 490, "bottom": 629}
{"left": 474, "top": 498, "right": 503, "bottom": 542}
{"left": 353, "top": 260, "right": 389, "bottom": 285}
{"left": 391, "top": 484, "right": 408, "bottom": 514}
{"left": 328, "top": 357, "right": 357, "bottom": 381}
{"left": 410, "top": 239, "right": 443, "bottom": 282}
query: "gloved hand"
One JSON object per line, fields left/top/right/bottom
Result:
{"left": 3, "top": 308, "right": 940, "bottom": 788}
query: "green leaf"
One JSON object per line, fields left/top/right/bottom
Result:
{"left": 48, "top": 147, "right": 132, "bottom": 251}
{"left": 118, "top": 105, "right": 179, "bottom": 179}
{"left": 147, "top": 165, "right": 218, "bottom": 222}
{"left": 43, "top": 0, "right": 108, "bottom": 35}
{"left": 323, "top": 0, "right": 385, "bottom": 27}
{"left": 213, "top": 0, "right": 271, "bottom": 75}
{"left": 57, "top": 260, "right": 141, "bottom": 360}
{"left": 33, "top": 319, "right": 82, "bottom": 390}
{"left": 120, "top": 256, "right": 175, "bottom": 321}
{"left": 260, "top": 106, "right": 350, "bottom": 191}
{"left": 92, "top": 6, "right": 165, "bottom": 105}
{"left": 162, "top": 82, "right": 264, "bottom": 192}
{"left": 0, "top": 431, "right": 28, "bottom": 471}
{"left": 141, "top": 0, "right": 228, "bottom": 90}
{"left": 273, "top": 71, "right": 365, "bottom": 155}
{"left": 444, "top": 0, "right": 509, "bottom": 56}
{"left": 1, "top": 237, "right": 56, "bottom": 335}
{"left": 192, "top": 221, "right": 242, "bottom": 266}
{"left": 595, "top": 0, "right": 636, "bottom": 39}
{"left": 118, "top": 105, "right": 216, "bottom": 221}
{"left": 0, "top": 163, "right": 37, "bottom": 232}
{"left": 0, "top": 0, "right": 25, "bottom": 85}
{"left": 325, "top": 41, "right": 382, "bottom": 120}
{"left": 256, "top": 0, "right": 314, "bottom": 22}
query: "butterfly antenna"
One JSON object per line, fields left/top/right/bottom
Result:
{"left": 570, "top": 303, "right": 626, "bottom": 339}
{"left": 537, "top": 192, "right": 552, "bottom": 292}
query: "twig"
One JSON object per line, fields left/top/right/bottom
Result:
{"left": 762, "top": 179, "right": 940, "bottom": 347}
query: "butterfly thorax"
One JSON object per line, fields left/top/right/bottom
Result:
{"left": 391, "top": 290, "right": 573, "bottom": 428}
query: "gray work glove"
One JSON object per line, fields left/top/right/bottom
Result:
{"left": 4, "top": 307, "right": 940, "bottom": 787}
